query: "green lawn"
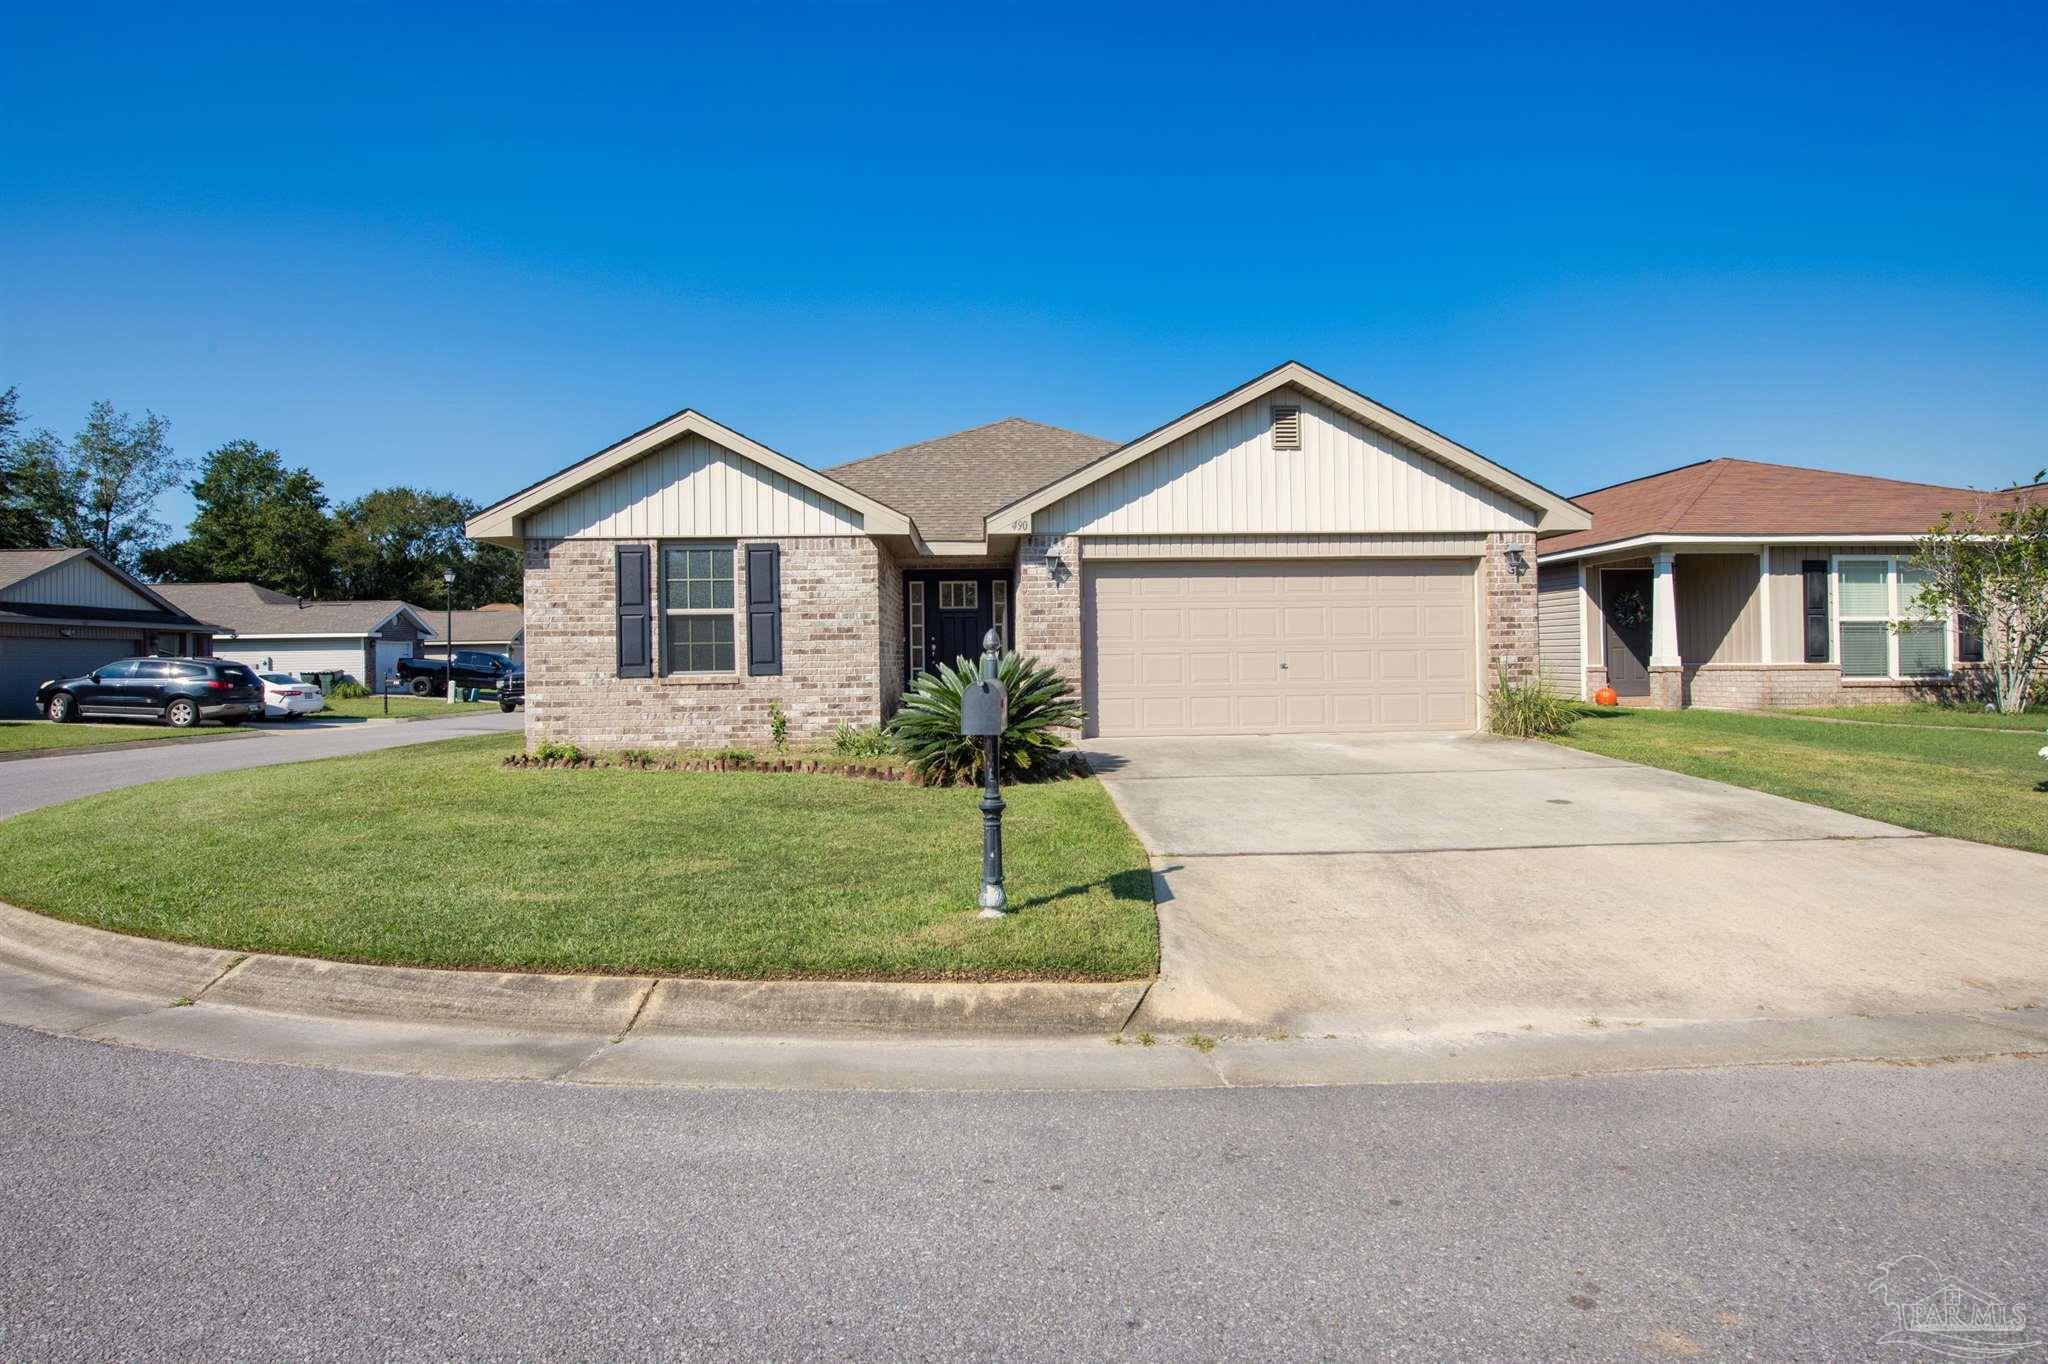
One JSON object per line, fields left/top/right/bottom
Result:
{"left": 0, "top": 721, "right": 253, "bottom": 754}
{"left": 1548, "top": 707, "right": 2048, "bottom": 854}
{"left": 312, "top": 695, "right": 502, "bottom": 720}
{"left": 0, "top": 733, "right": 1157, "bottom": 980}
{"left": 1781, "top": 700, "right": 2047, "bottom": 731}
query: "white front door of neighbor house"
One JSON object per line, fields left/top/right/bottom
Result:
{"left": 373, "top": 639, "right": 413, "bottom": 691}
{"left": 1082, "top": 559, "right": 1478, "bottom": 737}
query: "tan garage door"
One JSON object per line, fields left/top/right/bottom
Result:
{"left": 1085, "top": 559, "right": 1477, "bottom": 736}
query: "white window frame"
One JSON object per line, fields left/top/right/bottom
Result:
{"left": 660, "top": 541, "right": 738, "bottom": 676}
{"left": 907, "top": 580, "right": 925, "bottom": 675}
{"left": 1832, "top": 553, "right": 1950, "bottom": 681}
{"left": 992, "top": 579, "right": 1008, "bottom": 647}
{"left": 938, "top": 580, "right": 978, "bottom": 611}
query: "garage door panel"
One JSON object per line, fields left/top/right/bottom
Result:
{"left": 1086, "top": 559, "right": 1477, "bottom": 737}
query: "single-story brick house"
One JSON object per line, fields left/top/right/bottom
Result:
{"left": 1535, "top": 459, "right": 2022, "bottom": 709}
{"left": 0, "top": 548, "right": 221, "bottom": 718}
{"left": 154, "top": 582, "right": 435, "bottom": 687}
{"left": 465, "top": 362, "right": 1592, "bottom": 747}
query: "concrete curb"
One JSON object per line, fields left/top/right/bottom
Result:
{"left": 0, "top": 901, "right": 1150, "bottom": 1038}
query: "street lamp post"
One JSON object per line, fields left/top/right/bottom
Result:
{"left": 442, "top": 568, "right": 456, "bottom": 703}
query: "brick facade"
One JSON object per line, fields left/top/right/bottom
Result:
{"left": 1482, "top": 531, "right": 1541, "bottom": 700}
{"left": 1676, "top": 664, "right": 1977, "bottom": 710}
{"left": 523, "top": 536, "right": 890, "bottom": 749}
{"left": 1014, "top": 535, "right": 1083, "bottom": 695}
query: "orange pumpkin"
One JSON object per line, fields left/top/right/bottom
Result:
{"left": 1593, "top": 686, "right": 1619, "bottom": 707}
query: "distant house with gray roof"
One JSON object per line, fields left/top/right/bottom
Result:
{"left": 153, "top": 582, "right": 435, "bottom": 687}
{"left": 0, "top": 548, "right": 221, "bottom": 718}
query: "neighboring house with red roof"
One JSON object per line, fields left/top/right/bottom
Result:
{"left": 1535, "top": 459, "right": 2022, "bottom": 708}
{"left": 466, "top": 361, "right": 1592, "bottom": 748}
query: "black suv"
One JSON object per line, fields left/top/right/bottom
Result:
{"left": 37, "top": 656, "right": 265, "bottom": 728}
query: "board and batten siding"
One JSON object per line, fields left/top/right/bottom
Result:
{"left": 523, "top": 432, "right": 866, "bottom": 540}
{"left": 0, "top": 557, "right": 158, "bottom": 611}
{"left": 1766, "top": 544, "right": 1903, "bottom": 663}
{"left": 1675, "top": 553, "right": 1764, "bottom": 666}
{"left": 1536, "top": 563, "right": 1581, "bottom": 693}
{"left": 1081, "top": 533, "right": 1489, "bottom": 560}
{"left": 1036, "top": 389, "right": 1538, "bottom": 537}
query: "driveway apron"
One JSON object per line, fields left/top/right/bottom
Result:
{"left": 1086, "top": 733, "right": 2048, "bottom": 1037}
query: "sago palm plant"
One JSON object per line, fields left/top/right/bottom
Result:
{"left": 887, "top": 651, "right": 1086, "bottom": 783}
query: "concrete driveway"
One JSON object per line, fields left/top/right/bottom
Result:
{"left": 1087, "top": 733, "right": 2048, "bottom": 1038}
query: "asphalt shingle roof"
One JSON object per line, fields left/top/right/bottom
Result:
{"left": 153, "top": 582, "right": 424, "bottom": 637}
{"left": 1541, "top": 459, "right": 2028, "bottom": 556}
{"left": 825, "top": 418, "right": 1117, "bottom": 542}
{"left": 0, "top": 548, "right": 91, "bottom": 593}
{"left": 403, "top": 604, "right": 524, "bottom": 646}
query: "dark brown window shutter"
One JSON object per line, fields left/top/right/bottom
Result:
{"left": 746, "top": 543, "right": 782, "bottom": 676}
{"left": 1801, "top": 560, "right": 1829, "bottom": 663}
{"left": 1957, "top": 613, "right": 1985, "bottom": 664}
{"left": 616, "top": 544, "right": 652, "bottom": 678}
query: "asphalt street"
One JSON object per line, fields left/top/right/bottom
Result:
{"left": 0, "top": 710, "right": 522, "bottom": 818}
{"left": 3, "top": 1025, "right": 2042, "bottom": 1362}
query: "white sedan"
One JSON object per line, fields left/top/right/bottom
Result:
{"left": 258, "top": 672, "right": 326, "bottom": 719}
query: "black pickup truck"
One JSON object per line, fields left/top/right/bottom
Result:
{"left": 391, "top": 650, "right": 517, "bottom": 696}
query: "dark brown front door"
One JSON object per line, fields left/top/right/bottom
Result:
{"left": 1602, "top": 570, "right": 1653, "bottom": 696}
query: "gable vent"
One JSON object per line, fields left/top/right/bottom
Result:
{"left": 1270, "top": 404, "right": 1302, "bottom": 450}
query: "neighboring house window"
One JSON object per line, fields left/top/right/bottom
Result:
{"left": 992, "top": 579, "right": 1008, "bottom": 647}
{"left": 939, "top": 580, "right": 977, "bottom": 611}
{"left": 1957, "top": 613, "right": 1985, "bottom": 664}
{"left": 1835, "top": 555, "right": 1949, "bottom": 679}
{"left": 662, "top": 544, "right": 735, "bottom": 674}
{"left": 908, "top": 581, "right": 925, "bottom": 675}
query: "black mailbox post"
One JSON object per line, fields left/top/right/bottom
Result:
{"left": 959, "top": 629, "right": 1010, "bottom": 917}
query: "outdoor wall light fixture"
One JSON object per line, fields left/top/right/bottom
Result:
{"left": 1503, "top": 546, "right": 1529, "bottom": 578}
{"left": 1044, "top": 552, "right": 1070, "bottom": 585}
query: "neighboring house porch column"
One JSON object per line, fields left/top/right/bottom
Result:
{"left": 1648, "top": 550, "right": 1683, "bottom": 709}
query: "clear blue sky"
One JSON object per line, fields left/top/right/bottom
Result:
{"left": 3, "top": 1, "right": 2043, "bottom": 532}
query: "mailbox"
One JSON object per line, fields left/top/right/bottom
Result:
{"left": 960, "top": 676, "right": 1009, "bottom": 737}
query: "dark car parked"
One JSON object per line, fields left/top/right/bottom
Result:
{"left": 497, "top": 669, "right": 524, "bottom": 713}
{"left": 392, "top": 650, "right": 516, "bottom": 696}
{"left": 36, "top": 656, "right": 265, "bottom": 728}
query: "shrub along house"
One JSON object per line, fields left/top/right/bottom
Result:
{"left": 1535, "top": 459, "right": 2013, "bottom": 708}
{"left": 465, "top": 362, "right": 1592, "bottom": 749}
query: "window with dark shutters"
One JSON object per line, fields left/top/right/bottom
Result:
{"left": 746, "top": 543, "right": 782, "bottom": 676}
{"left": 616, "top": 544, "right": 652, "bottom": 678}
{"left": 1801, "top": 560, "right": 1830, "bottom": 663}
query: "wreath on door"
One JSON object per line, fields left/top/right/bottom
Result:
{"left": 1610, "top": 589, "right": 1648, "bottom": 630}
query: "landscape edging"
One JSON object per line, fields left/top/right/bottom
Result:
{"left": 0, "top": 900, "right": 1149, "bottom": 1038}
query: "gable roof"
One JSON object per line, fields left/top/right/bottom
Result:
{"left": 464, "top": 408, "right": 913, "bottom": 545}
{"left": 0, "top": 547, "right": 210, "bottom": 619}
{"left": 985, "top": 361, "right": 1592, "bottom": 537}
{"left": 153, "top": 582, "right": 432, "bottom": 639}
{"left": 404, "top": 604, "right": 524, "bottom": 646}
{"left": 0, "top": 548, "right": 89, "bottom": 593}
{"left": 1539, "top": 459, "right": 2026, "bottom": 557}
{"left": 826, "top": 418, "right": 1118, "bottom": 543}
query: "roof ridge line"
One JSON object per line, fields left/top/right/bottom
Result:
{"left": 1659, "top": 459, "right": 1732, "bottom": 533}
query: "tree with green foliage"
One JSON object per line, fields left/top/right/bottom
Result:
{"left": 329, "top": 486, "right": 521, "bottom": 607}
{"left": 5, "top": 399, "right": 187, "bottom": 568}
{"left": 1908, "top": 471, "right": 2048, "bottom": 715}
{"left": 0, "top": 387, "right": 57, "bottom": 549}
{"left": 141, "top": 439, "right": 335, "bottom": 596}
